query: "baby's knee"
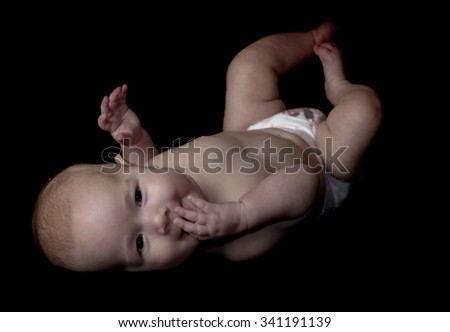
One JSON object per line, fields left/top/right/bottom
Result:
{"left": 355, "top": 87, "right": 382, "bottom": 125}
{"left": 342, "top": 85, "right": 383, "bottom": 124}
{"left": 227, "top": 44, "right": 271, "bottom": 78}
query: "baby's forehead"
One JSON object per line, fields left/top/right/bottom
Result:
{"left": 70, "top": 164, "right": 149, "bottom": 193}
{"left": 98, "top": 162, "right": 135, "bottom": 175}
{"left": 64, "top": 172, "right": 117, "bottom": 196}
{"left": 70, "top": 174, "right": 125, "bottom": 218}
{"left": 87, "top": 172, "right": 120, "bottom": 185}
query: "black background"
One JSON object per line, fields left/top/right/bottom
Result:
{"left": 3, "top": 4, "right": 447, "bottom": 312}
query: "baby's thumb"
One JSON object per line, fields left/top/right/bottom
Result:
{"left": 114, "top": 154, "right": 127, "bottom": 165}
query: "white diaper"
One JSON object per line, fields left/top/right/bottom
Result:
{"left": 247, "top": 108, "right": 351, "bottom": 215}
{"left": 247, "top": 108, "right": 325, "bottom": 147}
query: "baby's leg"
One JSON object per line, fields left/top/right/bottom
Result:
{"left": 314, "top": 43, "right": 383, "bottom": 181}
{"left": 223, "top": 23, "right": 336, "bottom": 131}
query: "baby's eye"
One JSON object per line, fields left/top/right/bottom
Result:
{"left": 135, "top": 187, "right": 142, "bottom": 206}
{"left": 136, "top": 234, "right": 144, "bottom": 253}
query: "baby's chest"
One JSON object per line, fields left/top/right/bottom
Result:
{"left": 198, "top": 167, "right": 268, "bottom": 202}
{"left": 192, "top": 132, "right": 304, "bottom": 174}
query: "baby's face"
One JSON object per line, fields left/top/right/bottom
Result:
{"left": 70, "top": 165, "right": 200, "bottom": 271}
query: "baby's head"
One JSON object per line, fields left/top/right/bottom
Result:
{"left": 32, "top": 163, "right": 200, "bottom": 272}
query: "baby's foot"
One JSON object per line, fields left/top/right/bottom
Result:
{"left": 313, "top": 42, "right": 349, "bottom": 106}
{"left": 311, "top": 22, "right": 337, "bottom": 45}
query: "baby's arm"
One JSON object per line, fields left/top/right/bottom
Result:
{"left": 174, "top": 167, "right": 318, "bottom": 240}
{"left": 98, "top": 84, "right": 158, "bottom": 165}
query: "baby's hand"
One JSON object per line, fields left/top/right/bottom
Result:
{"left": 173, "top": 195, "right": 246, "bottom": 240}
{"left": 98, "top": 84, "right": 143, "bottom": 146}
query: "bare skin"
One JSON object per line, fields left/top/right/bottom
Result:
{"left": 171, "top": 42, "right": 382, "bottom": 257}
{"left": 32, "top": 23, "right": 383, "bottom": 271}
{"left": 313, "top": 43, "right": 383, "bottom": 179}
{"left": 223, "top": 22, "right": 337, "bottom": 131}
{"left": 90, "top": 23, "right": 381, "bottom": 264}
{"left": 98, "top": 85, "right": 158, "bottom": 165}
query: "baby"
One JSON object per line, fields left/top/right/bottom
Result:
{"left": 32, "top": 23, "right": 382, "bottom": 272}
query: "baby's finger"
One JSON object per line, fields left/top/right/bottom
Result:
{"left": 174, "top": 206, "right": 201, "bottom": 223}
{"left": 117, "top": 84, "right": 128, "bottom": 104}
{"left": 114, "top": 154, "right": 125, "bottom": 165}
{"left": 186, "top": 195, "right": 209, "bottom": 212}
{"left": 109, "top": 86, "right": 121, "bottom": 108}
{"left": 180, "top": 196, "right": 200, "bottom": 211}
{"left": 100, "top": 96, "right": 110, "bottom": 114}
{"left": 97, "top": 113, "right": 110, "bottom": 130}
{"left": 173, "top": 218, "right": 206, "bottom": 239}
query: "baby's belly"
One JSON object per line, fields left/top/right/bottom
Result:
{"left": 192, "top": 130, "right": 324, "bottom": 203}
{"left": 196, "top": 129, "right": 314, "bottom": 173}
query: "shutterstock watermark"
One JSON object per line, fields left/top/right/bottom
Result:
{"left": 100, "top": 137, "right": 348, "bottom": 175}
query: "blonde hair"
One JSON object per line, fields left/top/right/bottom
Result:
{"left": 32, "top": 163, "right": 104, "bottom": 270}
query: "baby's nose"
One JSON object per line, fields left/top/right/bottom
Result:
{"left": 148, "top": 207, "right": 169, "bottom": 235}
